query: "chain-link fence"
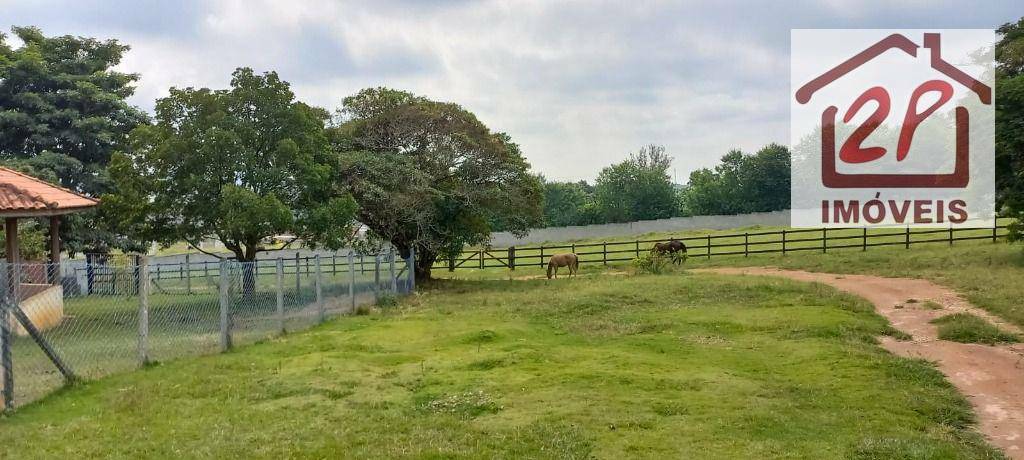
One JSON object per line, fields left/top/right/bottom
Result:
{"left": 0, "top": 249, "right": 414, "bottom": 410}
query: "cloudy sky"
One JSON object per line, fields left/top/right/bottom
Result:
{"left": 2, "top": 0, "right": 1020, "bottom": 182}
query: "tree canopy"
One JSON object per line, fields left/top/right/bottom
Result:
{"left": 593, "top": 144, "right": 677, "bottom": 223}
{"left": 678, "top": 143, "right": 790, "bottom": 216}
{"left": 996, "top": 18, "right": 1024, "bottom": 241}
{"left": 105, "top": 68, "right": 356, "bottom": 266}
{"left": 0, "top": 26, "right": 147, "bottom": 254}
{"left": 331, "top": 87, "right": 543, "bottom": 280}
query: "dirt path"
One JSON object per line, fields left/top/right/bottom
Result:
{"left": 699, "top": 267, "right": 1024, "bottom": 458}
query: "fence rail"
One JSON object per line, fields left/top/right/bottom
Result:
{"left": 437, "top": 223, "right": 1012, "bottom": 270}
{"left": 0, "top": 249, "right": 415, "bottom": 411}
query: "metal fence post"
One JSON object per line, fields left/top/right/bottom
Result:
{"left": 1, "top": 262, "right": 13, "bottom": 410}
{"left": 219, "top": 260, "right": 231, "bottom": 352}
{"left": 138, "top": 256, "right": 149, "bottom": 366}
{"left": 348, "top": 252, "right": 356, "bottom": 312}
{"left": 315, "top": 255, "right": 324, "bottom": 323}
{"left": 389, "top": 249, "right": 397, "bottom": 293}
{"left": 276, "top": 258, "right": 285, "bottom": 335}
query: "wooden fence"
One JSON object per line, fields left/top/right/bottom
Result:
{"left": 437, "top": 222, "right": 1012, "bottom": 271}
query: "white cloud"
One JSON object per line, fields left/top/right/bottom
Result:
{"left": 2, "top": 0, "right": 1020, "bottom": 181}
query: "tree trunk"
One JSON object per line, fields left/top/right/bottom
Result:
{"left": 414, "top": 249, "right": 436, "bottom": 283}
{"left": 240, "top": 262, "right": 256, "bottom": 298}
{"left": 228, "top": 244, "right": 258, "bottom": 299}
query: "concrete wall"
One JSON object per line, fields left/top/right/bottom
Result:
{"left": 488, "top": 210, "right": 790, "bottom": 247}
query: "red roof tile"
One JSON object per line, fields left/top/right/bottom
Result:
{"left": 0, "top": 167, "right": 99, "bottom": 215}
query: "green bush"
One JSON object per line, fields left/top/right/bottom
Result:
{"left": 632, "top": 252, "right": 671, "bottom": 275}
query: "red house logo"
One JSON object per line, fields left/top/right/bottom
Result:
{"left": 795, "top": 33, "right": 991, "bottom": 188}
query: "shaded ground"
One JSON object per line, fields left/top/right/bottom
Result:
{"left": 703, "top": 267, "right": 1024, "bottom": 459}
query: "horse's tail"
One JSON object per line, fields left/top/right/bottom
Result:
{"left": 572, "top": 255, "right": 580, "bottom": 272}
{"left": 546, "top": 261, "right": 554, "bottom": 279}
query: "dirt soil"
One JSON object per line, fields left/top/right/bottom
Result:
{"left": 700, "top": 267, "right": 1024, "bottom": 458}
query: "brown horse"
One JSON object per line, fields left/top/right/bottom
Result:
{"left": 652, "top": 239, "right": 687, "bottom": 264}
{"left": 547, "top": 253, "right": 579, "bottom": 279}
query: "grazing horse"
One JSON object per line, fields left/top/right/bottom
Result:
{"left": 652, "top": 239, "right": 687, "bottom": 264}
{"left": 547, "top": 253, "right": 579, "bottom": 279}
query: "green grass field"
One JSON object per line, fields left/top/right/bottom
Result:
{"left": 439, "top": 222, "right": 1024, "bottom": 329}
{"left": 0, "top": 272, "right": 1004, "bottom": 458}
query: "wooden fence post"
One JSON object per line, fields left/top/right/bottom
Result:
{"left": 389, "top": 249, "right": 397, "bottom": 293}
{"left": 508, "top": 246, "right": 516, "bottom": 271}
{"left": 993, "top": 220, "right": 998, "bottom": 243}
{"left": 479, "top": 250, "right": 484, "bottom": 269}
{"left": 448, "top": 255, "right": 455, "bottom": 272}
{"left": 348, "top": 252, "right": 356, "bottom": 312}
{"left": 602, "top": 242, "right": 607, "bottom": 265}
{"left": 706, "top": 235, "right": 711, "bottom": 259}
{"left": 782, "top": 229, "right": 787, "bottom": 255}
{"left": 315, "top": 255, "right": 324, "bottom": 323}
{"left": 373, "top": 254, "right": 381, "bottom": 302}
{"left": 822, "top": 228, "right": 827, "bottom": 253}
{"left": 862, "top": 227, "right": 867, "bottom": 251}
{"left": 744, "top": 232, "right": 749, "bottom": 257}
{"left": 184, "top": 253, "right": 191, "bottom": 295}
{"left": 905, "top": 226, "right": 911, "bottom": 249}
{"left": 949, "top": 226, "right": 954, "bottom": 246}
{"left": 539, "top": 246, "right": 545, "bottom": 267}
{"left": 635, "top": 240, "right": 640, "bottom": 258}
{"left": 294, "top": 252, "right": 300, "bottom": 296}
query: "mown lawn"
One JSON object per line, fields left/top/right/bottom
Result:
{"left": 0, "top": 273, "right": 1002, "bottom": 459}
{"left": 442, "top": 235, "right": 1024, "bottom": 329}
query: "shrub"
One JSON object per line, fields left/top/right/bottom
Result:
{"left": 377, "top": 293, "right": 399, "bottom": 309}
{"left": 632, "top": 252, "right": 671, "bottom": 274}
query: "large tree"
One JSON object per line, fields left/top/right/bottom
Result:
{"left": 105, "top": 68, "right": 356, "bottom": 291}
{"left": 542, "top": 178, "right": 597, "bottom": 227}
{"left": 593, "top": 144, "right": 677, "bottom": 223}
{"left": 331, "top": 88, "right": 543, "bottom": 281}
{"left": 679, "top": 143, "right": 790, "bottom": 216}
{"left": 0, "top": 26, "right": 147, "bottom": 254}
{"left": 996, "top": 18, "right": 1024, "bottom": 241}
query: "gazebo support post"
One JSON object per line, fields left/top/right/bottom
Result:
{"left": 5, "top": 217, "right": 17, "bottom": 265}
{"left": 49, "top": 216, "right": 59, "bottom": 285}
{"left": 1, "top": 217, "right": 15, "bottom": 410}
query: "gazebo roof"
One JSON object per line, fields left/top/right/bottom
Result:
{"left": 0, "top": 167, "right": 99, "bottom": 217}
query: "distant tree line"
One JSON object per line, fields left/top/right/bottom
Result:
{"left": 537, "top": 143, "right": 791, "bottom": 228}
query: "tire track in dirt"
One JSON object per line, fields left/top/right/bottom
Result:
{"left": 698, "top": 267, "right": 1024, "bottom": 458}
